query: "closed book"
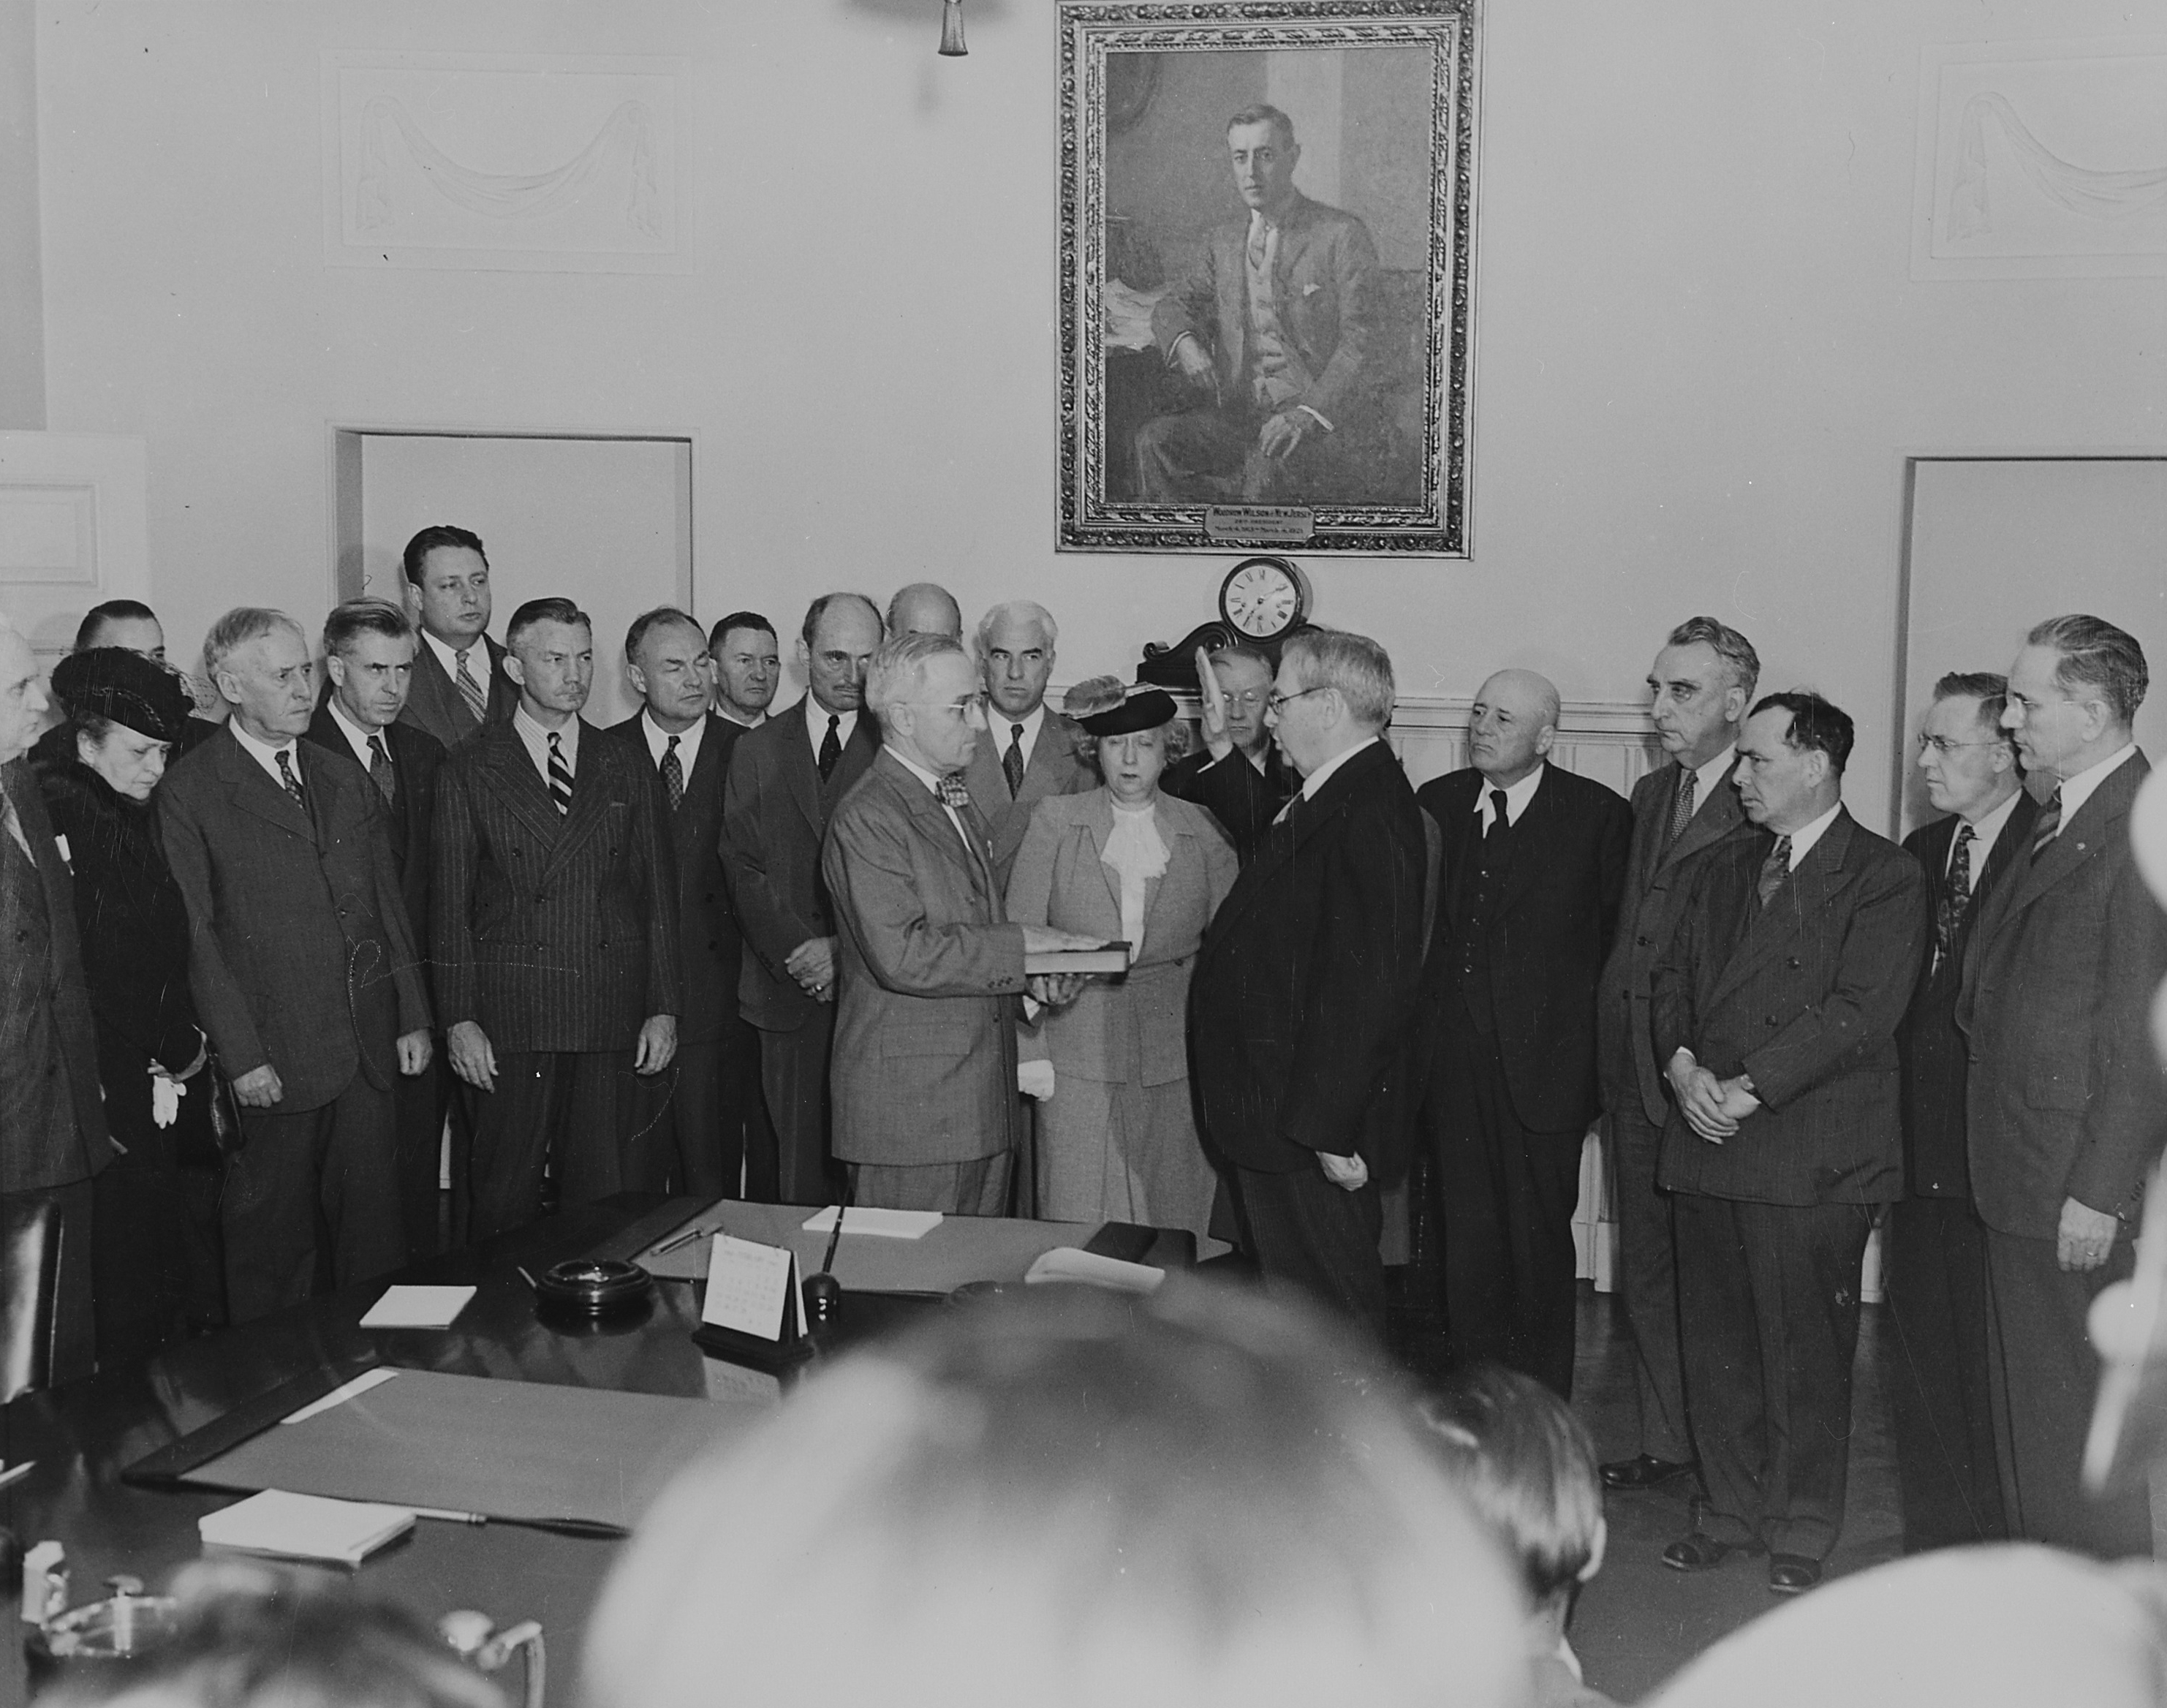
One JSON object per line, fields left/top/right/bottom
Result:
{"left": 1025, "top": 942, "right": 1131, "bottom": 976}
{"left": 199, "top": 1489, "right": 416, "bottom": 1568}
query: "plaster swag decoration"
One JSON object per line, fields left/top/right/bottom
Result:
{"left": 356, "top": 97, "right": 662, "bottom": 236}
{"left": 1949, "top": 91, "right": 2167, "bottom": 239}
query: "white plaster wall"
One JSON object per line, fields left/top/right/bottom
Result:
{"left": 34, "top": 0, "right": 2167, "bottom": 831}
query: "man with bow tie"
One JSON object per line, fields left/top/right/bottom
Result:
{"left": 1888, "top": 670, "right": 2033, "bottom": 1553}
{"left": 1651, "top": 692, "right": 1926, "bottom": 1595}
{"left": 1140, "top": 103, "right": 1388, "bottom": 506}
{"left": 822, "top": 632, "right": 1097, "bottom": 1215}
{"left": 159, "top": 608, "right": 432, "bottom": 1320}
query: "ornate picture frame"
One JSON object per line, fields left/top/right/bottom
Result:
{"left": 1058, "top": 0, "right": 1478, "bottom": 555}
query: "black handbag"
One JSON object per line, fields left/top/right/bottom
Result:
{"left": 199, "top": 1047, "right": 246, "bottom": 1160}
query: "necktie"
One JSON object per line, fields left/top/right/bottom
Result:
{"left": 661, "top": 736, "right": 684, "bottom": 812}
{"left": 818, "top": 714, "right": 842, "bottom": 784}
{"left": 546, "top": 731, "right": 573, "bottom": 816}
{"left": 937, "top": 773, "right": 973, "bottom": 812}
{"left": 1485, "top": 787, "right": 1509, "bottom": 842}
{"left": 1003, "top": 724, "right": 1026, "bottom": 798}
{"left": 367, "top": 734, "right": 396, "bottom": 809}
{"left": 1933, "top": 823, "right": 1975, "bottom": 974}
{"left": 1665, "top": 767, "right": 1698, "bottom": 851}
{"left": 2032, "top": 785, "right": 2062, "bottom": 861}
{"left": 1755, "top": 835, "right": 1791, "bottom": 912}
{"left": 276, "top": 749, "right": 307, "bottom": 811}
{"left": 1247, "top": 211, "right": 1269, "bottom": 271}
{"left": 455, "top": 648, "right": 488, "bottom": 725}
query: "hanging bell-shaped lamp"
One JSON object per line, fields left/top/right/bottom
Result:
{"left": 938, "top": 0, "right": 967, "bottom": 56}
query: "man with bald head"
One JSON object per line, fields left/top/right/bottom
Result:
{"left": 885, "top": 583, "right": 964, "bottom": 640}
{"left": 1410, "top": 668, "right": 1631, "bottom": 1394}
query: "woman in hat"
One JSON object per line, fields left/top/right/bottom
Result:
{"left": 1005, "top": 677, "right": 1237, "bottom": 1246}
{"left": 32, "top": 645, "right": 224, "bottom": 1359}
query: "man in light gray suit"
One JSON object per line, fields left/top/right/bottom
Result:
{"left": 823, "top": 633, "right": 1095, "bottom": 1214}
{"left": 962, "top": 600, "right": 1094, "bottom": 891}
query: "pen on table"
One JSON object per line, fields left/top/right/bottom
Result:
{"left": 817, "top": 1203, "right": 847, "bottom": 1277}
{"left": 651, "top": 1225, "right": 708, "bottom": 1258}
{"left": 412, "top": 1507, "right": 627, "bottom": 1539}
{"left": 515, "top": 1266, "right": 539, "bottom": 1291}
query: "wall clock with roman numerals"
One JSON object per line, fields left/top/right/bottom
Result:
{"left": 1218, "top": 556, "right": 1311, "bottom": 643}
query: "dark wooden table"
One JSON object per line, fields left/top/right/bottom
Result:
{"left": 0, "top": 1195, "right": 939, "bottom": 1701}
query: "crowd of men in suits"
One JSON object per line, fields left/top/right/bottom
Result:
{"left": 1, "top": 532, "right": 2161, "bottom": 1593}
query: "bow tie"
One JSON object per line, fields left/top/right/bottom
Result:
{"left": 936, "top": 774, "right": 972, "bottom": 812}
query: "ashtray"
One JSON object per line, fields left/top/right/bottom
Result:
{"left": 532, "top": 1258, "right": 657, "bottom": 1320}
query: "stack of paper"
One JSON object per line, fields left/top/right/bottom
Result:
{"left": 1024, "top": 1247, "right": 1164, "bottom": 1295}
{"left": 359, "top": 1285, "right": 475, "bottom": 1329}
{"left": 800, "top": 1206, "right": 942, "bottom": 1240}
{"left": 198, "top": 1489, "right": 415, "bottom": 1567}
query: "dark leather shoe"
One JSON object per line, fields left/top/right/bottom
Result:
{"left": 1767, "top": 1553, "right": 1823, "bottom": 1595}
{"left": 1661, "top": 1532, "right": 1760, "bottom": 1572}
{"left": 1601, "top": 1453, "right": 1696, "bottom": 1491}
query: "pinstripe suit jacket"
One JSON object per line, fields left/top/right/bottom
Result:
{"left": 0, "top": 757, "right": 110, "bottom": 1192}
{"left": 719, "top": 698, "right": 880, "bottom": 1032}
{"left": 159, "top": 728, "right": 431, "bottom": 1112}
{"left": 431, "top": 717, "right": 683, "bottom": 1053}
{"left": 823, "top": 752, "right": 1030, "bottom": 1167}
{"left": 1652, "top": 809, "right": 1926, "bottom": 1206}
{"left": 1959, "top": 752, "right": 2167, "bottom": 1239}
{"left": 1597, "top": 755, "right": 1756, "bottom": 1127}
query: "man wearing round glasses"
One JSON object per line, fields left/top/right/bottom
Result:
{"left": 1165, "top": 644, "right": 1297, "bottom": 865}
{"left": 1888, "top": 670, "right": 2033, "bottom": 1554}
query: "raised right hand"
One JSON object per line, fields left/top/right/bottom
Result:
{"left": 1193, "top": 646, "right": 1233, "bottom": 760}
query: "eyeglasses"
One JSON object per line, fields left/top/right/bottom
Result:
{"left": 1220, "top": 689, "right": 1268, "bottom": 709}
{"left": 1266, "top": 687, "right": 1331, "bottom": 715}
{"left": 927, "top": 693, "right": 988, "bottom": 717}
{"left": 1915, "top": 735, "right": 2003, "bottom": 756}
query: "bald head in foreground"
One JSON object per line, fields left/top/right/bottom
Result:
{"left": 586, "top": 1280, "right": 1529, "bottom": 1708}
{"left": 1410, "top": 668, "right": 1631, "bottom": 1395}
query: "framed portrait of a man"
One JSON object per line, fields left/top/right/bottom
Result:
{"left": 1058, "top": 0, "right": 1478, "bottom": 555}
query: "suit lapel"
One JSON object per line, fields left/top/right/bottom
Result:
{"left": 1658, "top": 757, "right": 1745, "bottom": 873}
{"left": 882, "top": 754, "right": 988, "bottom": 896}
{"left": 1999, "top": 758, "right": 2145, "bottom": 920}
{"left": 474, "top": 724, "right": 564, "bottom": 849}
{"left": 217, "top": 729, "right": 317, "bottom": 844}
{"left": 774, "top": 698, "right": 827, "bottom": 837}
{"left": 1084, "top": 793, "right": 1123, "bottom": 921}
{"left": 1711, "top": 813, "right": 1853, "bottom": 1003}
{"left": 540, "top": 722, "right": 618, "bottom": 879}
{"left": 1493, "top": 766, "right": 1558, "bottom": 917}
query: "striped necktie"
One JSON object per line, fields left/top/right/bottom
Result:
{"left": 1755, "top": 835, "right": 1790, "bottom": 912}
{"left": 2031, "top": 785, "right": 2062, "bottom": 861}
{"left": 455, "top": 648, "right": 488, "bottom": 725}
{"left": 546, "top": 731, "right": 573, "bottom": 816}
{"left": 661, "top": 736, "right": 684, "bottom": 811}
{"left": 1003, "top": 724, "right": 1026, "bottom": 798}
{"left": 368, "top": 734, "right": 396, "bottom": 808}
{"left": 276, "top": 749, "right": 307, "bottom": 812}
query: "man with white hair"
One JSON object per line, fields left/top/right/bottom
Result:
{"left": 1189, "top": 627, "right": 1428, "bottom": 1331}
{"left": 822, "top": 632, "right": 1096, "bottom": 1213}
{"left": 963, "top": 600, "right": 1094, "bottom": 888}
{"left": 0, "top": 610, "right": 109, "bottom": 1380}
{"left": 159, "top": 607, "right": 433, "bottom": 1319}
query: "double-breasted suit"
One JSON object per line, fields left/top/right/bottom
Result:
{"left": 1, "top": 755, "right": 111, "bottom": 1380}
{"left": 1653, "top": 809, "right": 1926, "bottom": 1560}
{"left": 398, "top": 632, "right": 517, "bottom": 752}
{"left": 823, "top": 751, "right": 1031, "bottom": 1214}
{"left": 1959, "top": 749, "right": 2167, "bottom": 1557}
{"left": 602, "top": 711, "right": 770, "bottom": 1199}
{"left": 1189, "top": 740, "right": 1428, "bottom": 1330}
{"left": 159, "top": 729, "right": 431, "bottom": 1320}
{"left": 1005, "top": 787, "right": 1237, "bottom": 1241}
{"left": 720, "top": 699, "right": 879, "bottom": 1203}
{"left": 306, "top": 706, "right": 449, "bottom": 1255}
{"left": 961, "top": 707, "right": 1095, "bottom": 892}
{"left": 1593, "top": 752, "right": 1756, "bottom": 1465}
{"left": 432, "top": 718, "right": 683, "bottom": 1239}
{"left": 1888, "top": 793, "right": 2034, "bottom": 1552}
{"left": 1411, "top": 763, "right": 1632, "bottom": 1396}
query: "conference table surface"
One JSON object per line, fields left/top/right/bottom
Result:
{"left": 0, "top": 1194, "right": 1091, "bottom": 1688}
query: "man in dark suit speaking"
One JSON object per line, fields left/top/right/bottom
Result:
{"left": 1141, "top": 104, "right": 1388, "bottom": 507}
{"left": 1412, "top": 669, "right": 1631, "bottom": 1397}
{"left": 160, "top": 608, "right": 433, "bottom": 1320}
{"left": 603, "top": 607, "right": 766, "bottom": 1199}
{"left": 1654, "top": 692, "right": 1925, "bottom": 1594}
{"left": 433, "top": 597, "right": 683, "bottom": 1240}
{"left": 306, "top": 598, "right": 450, "bottom": 1258}
{"left": 1190, "top": 628, "right": 1427, "bottom": 1334}
{"left": 1888, "top": 670, "right": 2033, "bottom": 1552}
{"left": 1962, "top": 614, "right": 2166, "bottom": 1558}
